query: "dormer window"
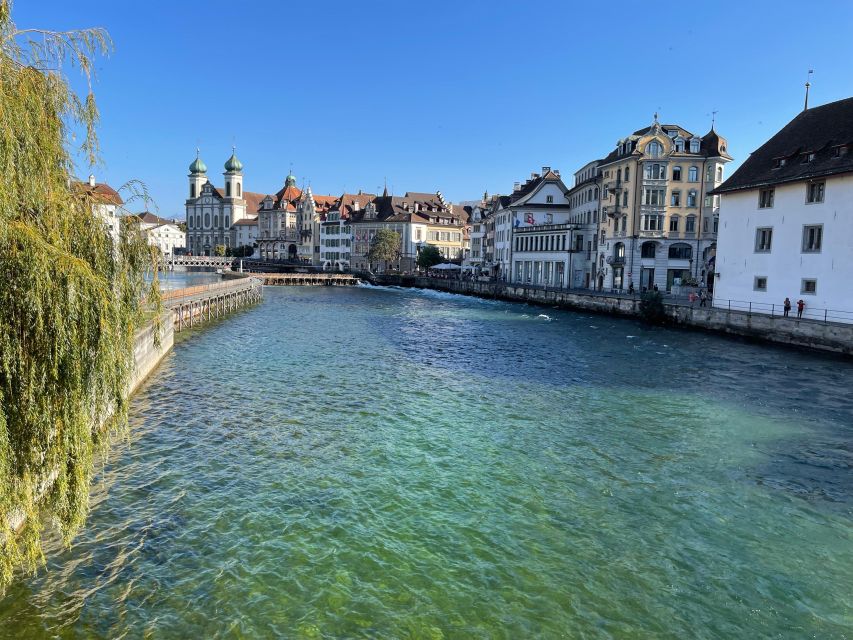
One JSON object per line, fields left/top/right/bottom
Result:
{"left": 832, "top": 144, "right": 849, "bottom": 158}
{"left": 801, "top": 152, "right": 815, "bottom": 164}
{"left": 773, "top": 158, "right": 787, "bottom": 169}
{"left": 646, "top": 141, "right": 663, "bottom": 158}
{"left": 674, "top": 137, "right": 685, "bottom": 152}
{"left": 689, "top": 139, "right": 700, "bottom": 153}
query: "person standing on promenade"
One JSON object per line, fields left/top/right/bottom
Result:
{"left": 797, "top": 299, "right": 805, "bottom": 319}
{"left": 700, "top": 290, "right": 708, "bottom": 307}
{"left": 784, "top": 297, "right": 792, "bottom": 317}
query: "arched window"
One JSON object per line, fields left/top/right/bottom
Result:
{"left": 587, "top": 188, "right": 592, "bottom": 201}
{"left": 594, "top": 187, "right": 599, "bottom": 199}
{"left": 237, "top": 183, "right": 242, "bottom": 197}
{"left": 190, "top": 184, "right": 196, "bottom": 198}
{"left": 225, "top": 215, "right": 230, "bottom": 227}
{"left": 689, "top": 139, "right": 700, "bottom": 153}
{"left": 687, "top": 190, "right": 697, "bottom": 207}
{"left": 204, "top": 213, "right": 210, "bottom": 227}
{"left": 716, "top": 167, "right": 723, "bottom": 181}
{"left": 641, "top": 242, "right": 656, "bottom": 258}
{"left": 617, "top": 168, "right": 622, "bottom": 182}
{"left": 669, "top": 215, "right": 680, "bottom": 232}
{"left": 214, "top": 215, "right": 219, "bottom": 227}
{"left": 226, "top": 182, "right": 231, "bottom": 197}
{"left": 674, "top": 137, "right": 684, "bottom": 152}
{"left": 624, "top": 166, "right": 630, "bottom": 182}
{"left": 688, "top": 166, "right": 698, "bottom": 182}
{"left": 685, "top": 216, "right": 696, "bottom": 232}
{"left": 646, "top": 141, "right": 663, "bottom": 158}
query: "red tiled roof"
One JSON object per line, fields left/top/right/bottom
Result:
{"left": 75, "top": 181, "right": 123, "bottom": 205}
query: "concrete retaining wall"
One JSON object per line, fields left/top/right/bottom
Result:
{"left": 129, "top": 312, "right": 175, "bottom": 395}
{"left": 374, "top": 275, "right": 853, "bottom": 356}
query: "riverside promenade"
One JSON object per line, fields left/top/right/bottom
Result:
{"left": 372, "top": 274, "right": 853, "bottom": 357}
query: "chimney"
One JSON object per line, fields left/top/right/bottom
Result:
{"left": 513, "top": 182, "right": 521, "bottom": 192}
{"left": 530, "top": 172, "right": 538, "bottom": 180}
{"left": 542, "top": 166, "right": 551, "bottom": 174}
{"left": 554, "top": 169, "right": 560, "bottom": 177}
{"left": 88, "top": 174, "right": 96, "bottom": 187}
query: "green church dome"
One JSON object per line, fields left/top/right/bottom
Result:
{"left": 285, "top": 173, "right": 297, "bottom": 187}
{"left": 224, "top": 149, "right": 243, "bottom": 173}
{"left": 189, "top": 153, "right": 207, "bottom": 175}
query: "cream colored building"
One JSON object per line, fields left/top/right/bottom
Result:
{"left": 597, "top": 117, "right": 731, "bottom": 292}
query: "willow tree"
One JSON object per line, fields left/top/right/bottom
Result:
{"left": 0, "top": 1, "right": 157, "bottom": 592}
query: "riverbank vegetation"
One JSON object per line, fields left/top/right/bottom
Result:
{"left": 0, "top": 1, "right": 156, "bottom": 593}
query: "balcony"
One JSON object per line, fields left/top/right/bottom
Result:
{"left": 639, "top": 230, "right": 665, "bottom": 239}
{"left": 606, "top": 255, "right": 625, "bottom": 266}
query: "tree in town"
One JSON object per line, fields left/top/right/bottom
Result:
{"left": 639, "top": 290, "right": 668, "bottom": 325}
{"left": 0, "top": 2, "right": 156, "bottom": 592}
{"left": 367, "top": 229, "right": 401, "bottom": 271}
{"left": 417, "top": 244, "right": 444, "bottom": 270}
{"left": 214, "top": 244, "right": 227, "bottom": 257}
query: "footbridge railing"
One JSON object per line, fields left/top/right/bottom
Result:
{"left": 162, "top": 277, "right": 263, "bottom": 331}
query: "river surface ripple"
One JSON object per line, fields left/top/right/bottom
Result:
{"left": 2, "top": 286, "right": 851, "bottom": 638}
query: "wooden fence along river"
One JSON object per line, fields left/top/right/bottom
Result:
{"left": 162, "top": 277, "right": 263, "bottom": 332}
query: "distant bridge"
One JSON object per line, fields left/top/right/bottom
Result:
{"left": 161, "top": 255, "right": 235, "bottom": 269}
{"left": 258, "top": 273, "right": 361, "bottom": 287}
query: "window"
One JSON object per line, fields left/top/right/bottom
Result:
{"left": 646, "top": 141, "right": 663, "bottom": 158}
{"left": 754, "top": 227, "right": 773, "bottom": 252}
{"left": 622, "top": 191, "right": 628, "bottom": 206}
{"left": 671, "top": 191, "right": 681, "bottom": 206}
{"left": 713, "top": 216, "right": 719, "bottom": 233}
{"left": 644, "top": 163, "right": 665, "bottom": 179}
{"left": 624, "top": 167, "right": 630, "bottom": 182}
{"left": 674, "top": 138, "right": 684, "bottom": 152}
{"left": 687, "top": 191, "right": 697, "bottom": 207}
{"left": 237, "top": 183, "right": 241, "bottom": 197}
{"left": 806, "top": 181, "right": 825, "bottom": 203}
{"left": 754, "top": 276, "right": 768, "bottom": 291}
{"left": 801, "top": 279, "right": 817, "bottom": 295}
{"left": 802, "top": 224, "right": 823, "bottom": 252}
{"left": 688, "top": 166, "right": 698, "bottom": 181}
{"left": 801, "top": 152, "right": 815, "bottom": 163}
{"left": 643, "top": 188, "right": 665, "bottom": 205}
{"left": 668, "top": 244, "right": 692, "bottom": 259}
{"left": 546, "top": 195, "right": 554, "bottom": 203}
{"left": 703, "top": 217, "right": 710, "bottom": 232}
{"left": 672, "top": 166, "right": 682, "bottom": 181}
{"left": 759, "top": 188, "right": 774, "bottom": 208}
{"left": 716, "top": 167, "right": 723, "bottom": 181}
{"left": 641, "top": 242, "right": 656, "bottom": 258}
{"left": 190, "top": 184, "right": 196, "bottom": 198}
{"left": 226, "top": 182, "right": 231, "bottom": 197}
{"left": 690, "top": 139, "right": 700, "bottom": 153}
{"left": 669, "top": 215, "right": 679, "bottom": 232}
{"left": 686, "top": 215, "right": 696, "bottom": 232}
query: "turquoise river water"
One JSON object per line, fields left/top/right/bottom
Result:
{"left": 1, "top": 285, "right": 851, "bottom": 638}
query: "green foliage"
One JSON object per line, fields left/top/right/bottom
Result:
{"left": 417, "top": 244, "right": 443, "bottom": 270}
{"left": 367, "top": 229, "right": 401, "bottom": 266}
{"left": 214, "top": 244, "right": 227, "bottom": 257}
{"left": 0, "top": 3, "right": 156, "bottom": 593}
{"left": 639, "top": 291, "right": 667, "bottom": 324}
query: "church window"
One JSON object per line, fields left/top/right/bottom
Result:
{"left": 226, "top": 182, "right": 231, "bottom": 197}
{"left": 237, "top": 183, "right": 241, "bottom": 197}
{"left": 190, "top": 184, "right": 196, "bottom": 198}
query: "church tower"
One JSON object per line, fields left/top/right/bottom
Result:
{"left": 223, "top": 148, "right": 246, "bottom": 228}
{"left": 188, "top": 149, "right": 207, "bottom": 199}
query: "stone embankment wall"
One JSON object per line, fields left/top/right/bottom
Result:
{"left": 373, "top": 275, "right": 853, "bottom": 356}
{"left": 129, "top": 313, "right": 174, "bottom": 395}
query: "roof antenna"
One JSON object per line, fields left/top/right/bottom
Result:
{"left": 804, "top": 69, "right": 814, "bottom": 111}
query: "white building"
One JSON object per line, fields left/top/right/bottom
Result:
{"left": 78, "top": 174, "right": 123, "bottom": 245}
{"left": 319, "top": 209, "right": 352, "bottom": 269}
{"left": 185, "top": 149, "right": 259, "bottom": 256}
{"left": 508, "top": 168, "right": 576, "bottom": 286}
{"left": 566, "top": 161, "right": 602, "bottom": 289}
{"left": 136, "top": 212, "right": 186, "bottom": 257}
{"left": 713, "top": 96, "right": 853, "bottom": 321}
{"left": 230, "top": 218, "right": 259, "bottom": 256}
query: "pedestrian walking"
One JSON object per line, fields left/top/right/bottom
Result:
{"left": 699, "top": 290, "right": 708, "bottom": 307}
{"left": 797, "top": 299, "right": 805, "bottom": 319}
{"left": 653, "top": 283, "right": 659, "bottom": 293}
{"left": 783, "top": 297, "right": 791, "bottom": 318}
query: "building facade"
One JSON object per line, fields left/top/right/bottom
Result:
{"left": 136, "top": 212, "right": 186, "bottom": 257}
{"left": 712, "top": 97, "right": 853, "bottom": 321}
{"left": 597, "top": 117, "right": 731, "bottom": 292}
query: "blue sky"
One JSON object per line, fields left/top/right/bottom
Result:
{"left": 15, "top": 1, "right": 853, "bottom": 217}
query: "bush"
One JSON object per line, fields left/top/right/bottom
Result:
{"left": 639, "top": 290, "right": 668, "bottom": 324}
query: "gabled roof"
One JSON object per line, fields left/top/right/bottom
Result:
{"left": 76, "top": 181, "right": 123, "bottom": 205}
{"left": 509, "top": 170, "right": 567, "bottom": 205}
{"left": 714, "top": 97, "right": 853, "bottom": 194}
{"left": 136, "top": 211, "right": 174, "bottom": 225}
